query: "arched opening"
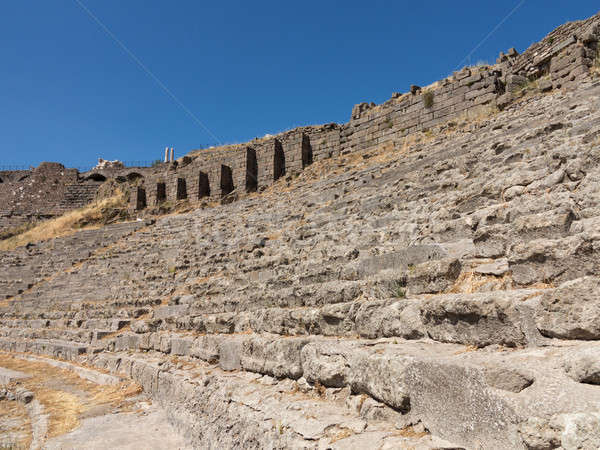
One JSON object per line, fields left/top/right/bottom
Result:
{"left": 198, "top": 172, "right": 210, "bottom": 198}
{"left": 246, "top": 147, "right": 258, "bottom": 192}
{"left": 126, "top": 172, "right": 144, "bottom": 182}
{"left": 176, "top": 177, "right": 187, "bottom": 200}
{"left": 156, "top": 182, "right": 166, "bottom": 204}
{"left": 86, "top": 173, "right": 107, "bottom": 182}
{"left": 220, "top": 165, "right": 234, "bottom": 197}
{"left": 273, "top": 140, "right": 285, "bottom": 181}
{"left": 136, "top": 187, "right": 147, "bottom": 210}
{"left": 302, "top": 134, "right": 313, "bottom": 168}
{"left": 18, "top": 175, "right": 29, "bottom": 182}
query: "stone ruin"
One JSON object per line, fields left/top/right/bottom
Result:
{"left": 1, "top": 11, "right": 600, "bottom": 449}
{"left": 94, "top": 158, "right": 125, "bottom": 170}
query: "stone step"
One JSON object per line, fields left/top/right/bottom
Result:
{"left": 0, "top": 337, "right": 89, "bottom": 360}
{"left": 5, "top": 333, "right": 600, "bottom": 449}
{"left": 74, "top": 286, "right": 541, "bottom": 346}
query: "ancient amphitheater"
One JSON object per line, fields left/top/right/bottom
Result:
{"left": 1, "top": 12, "right": 600, "bottom": 450}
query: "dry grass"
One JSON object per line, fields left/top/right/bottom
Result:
{"left": 446, "top": 271, "right": 512, "bottom": 294}
{"left": 395, "top": 425, "right": 429, "bottom": 439}
{"left": 313, "top": 380, "right": 327, "bottom": 397}
{"left": 0, "top": 190, "right": 128, "bottom": 251}
{"left": 527, "top": 281, "right": 555, "bottom": 290}
{"left": 329, "top": 427, "right": 355, "bottom": 443}
{"left": 0, "top": 222, "right": 36, "bottom": 242}
{"left": 0, "top": 353, "right": 142, "bottom": 439}
{"left": 0, "top": 397, "right": 32, "bottom": 449}
{"left": 454, "top": 345, "right": 480, "bottom": 355}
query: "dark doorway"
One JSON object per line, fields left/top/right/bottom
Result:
{"left": 87, "top": 173, "right": 107, "bottom": 182}
{"left": 156, "top": 182, "right": 166, "bottom": 204}
{"left": 176, "top": 177, "right": 187, "bottom": 200}
{"left": 273, "top": 140, "right": 285, "bottom": 181}
{"left": 136, "top": 187, "right": 147, "bottom": 210}
{"left": 246, "top": 147, "right": 258, "bottom": 192}
{"left": 220, "top": 165, "right": 234, "bottom": 196}
{"left": 127, "top": 172, "right": 144, "bottom": 182}
{"left": 302, "top": 134, "right": 313, "bottom": 168}
{"left": 198, "top": 172, "right": 210, "bottom": 198}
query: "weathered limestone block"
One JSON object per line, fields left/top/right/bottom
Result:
{"left": 562, "top": 347, "right": 600, "bottom": 384}
{"left": 418, "top": 290, "right": 542, "bottom": 347}
{"left": 509, "top": 234, "right": 599, "bottom": 286}
{"left": 520, "top": 413, "right": 600, "bottom": 450}
{"left": 404, "top": 258, "right": 461, "bottom": 295}
{"left": 357, "top": 245, "right": 449, "bottom": 277}
{"left": 506, "top": 74, "right": 528, "bottom": 93}
{"left": 240, "top": 335, "right": 311, "bottom": 379}
{"left": 190, "top": 335, "right": 222, "bottom": 363}
{"left": 300, "top": 341, "right": 412, "bottom": 411}
{"left": 218, "top": 336, "right": 244, "bottom": 371}
{"left": 536, "top": 277, "right": 600, "bottom": 339}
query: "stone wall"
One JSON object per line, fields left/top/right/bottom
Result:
{"left": 0, "top": 163, "right": 88, "bottom": 230}
{"left": 340, "top": 69, "right": 502, "bottom": 155}
{"left": 126, "top": 123, "right": 342, "bottom": 210}
{"left": 2, "top": 11, "right": 599, "bottom": 227}
{"left": 126, "top": 12, "right": 598, "bottom": 212}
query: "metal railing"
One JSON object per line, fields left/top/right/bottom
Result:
{"left": 0, "top": 165, "right": 31, "bottom": 171}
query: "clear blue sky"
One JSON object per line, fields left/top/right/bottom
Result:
{"left": 1, "top": 1, "right": 598, "bottom": 168}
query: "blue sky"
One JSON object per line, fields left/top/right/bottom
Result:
{"left": 1, "top": 1, "right": 598, "bottom": 168}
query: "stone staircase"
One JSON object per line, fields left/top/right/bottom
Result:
{"left": 1, "top": 80, "right": 600, "bottom": 448}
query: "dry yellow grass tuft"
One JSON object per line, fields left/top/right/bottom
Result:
{"left": 329, "top": 427, "right": 355, "bottom": 443}
{"left": 446, "top": 271, "right": 513, "bottom": 294}
{"left": 395, "top": 425, "right": 429, "bottom": 439}
{"left": 0, "top": 189, "right": 128, "bottom": 251}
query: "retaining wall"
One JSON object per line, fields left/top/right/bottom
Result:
{"left": 1, "top": 12, "right": 599, "bottom": 228}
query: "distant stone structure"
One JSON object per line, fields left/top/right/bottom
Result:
{"left": 0, "top": 12, "right": 598, "bottom": 231}
{"left": 94, "top": 158, "right": 124, "bottom": 170}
